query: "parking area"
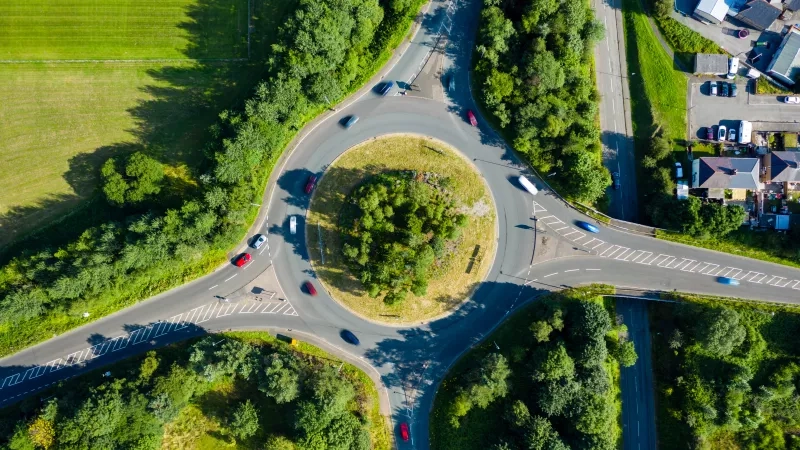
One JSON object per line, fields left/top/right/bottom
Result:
{"left": 688, "top": 79, "right": 800, "bottom": 142}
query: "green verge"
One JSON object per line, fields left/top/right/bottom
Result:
{"left": 0, "top": 0, "right": 427, "bottom": 357}
{"left": 430, "top": 285, "right": 624, "bottom": 450}
{"left": 652, "top": 16, "right": 724, "bottom": 69}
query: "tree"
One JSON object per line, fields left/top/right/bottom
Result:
{"left": 654, "top": 0, "right": 674, "bottom": 18}
{"left": 229, "top": 400, "right": 259, "bottom": 441}
{"left": 506, "top": 399, "right": 532, "bottom": 430}
{"left": 563, "top": 150, "right": 611, "bottom": 202}
{"left": 538, "top": 379, "right": 579, "bottom": 416}
{"left": 524, "top": 415, "right": 569, "bottom": 450}
{"left": 530, "top": 320, "right": 553, "bottom": 342}
{"left": 259, "top": 353, "right": 301, "bottom": 404}
{"left": 532, "top": 342, "right": 576, "bottom": 381}
{"left": 571, "top": 301, "right": 612, "bottom": 341}
{"left": 465, "top": 353, "right": 512, "bottom": 408}
{"left": 614, "top": 340, "right": 638, "bottom": 367}
{"left": 648, "top": 133, "right": 672, "bottom": 161}
{"left": 100, "top": 153, "right": 164, "bottom": 206}
{"left": 264, "top": 435, "right": 296, "bottom": 450}
{"left": 27, "top": 417, "right": 55, "bottom": 449}
{"left": 696, "top": 307, "right": 746, "bottom": 356}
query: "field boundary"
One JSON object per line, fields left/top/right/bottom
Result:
{"left": 0, "top": 58, "right": 248, "bottom": 64}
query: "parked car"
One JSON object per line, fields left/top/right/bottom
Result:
{"left": 341, "top": 330, "right": 360, "bottom": 345}
{"left": 380, "top": 81, "right": 394, "bottom": 96}
{"left": 612, "top": 171, "right": 620, "bottom": 190}
{"left": 675, "top": 162, "right": 683, "bottom": 178}
{"left": 717, "top": 276, "right": 740, "bottom": 286}
{"left": 290, "top": 216, "right": 297, "bottom": 235}
{"left": 467, "top": 109, "right": 477, "bottom": 126}
{"left": 234, "top": 253, "right": 251, "bottom": 267}
{"left": 729, "top": 128, "right": 737, "bottom": 141}
{"left": 785, "top": 96, "right": 800, "bottom": 104}
{"left": 344, "top": 115, "right": 359, "bottom": 129}
{"left": 718, "top": 125, "right": 727, "bottom": 141}
{"left": 448, "top": 75, "right": 455, "bottom": 91}
{"left": 709, "top": 81, "right": 718, "bottom": 96}
{"left": 576, "top": 221, "right": 600, "bottom": 234}
{"left": 303, "top": 281, "right": 317, "bottom": 296}
{"left": 721, "top": 82, "right": 729, "bottom": 97}
{"left": 399, "top": 423, "right": 410, "bottom": 442}
{"left": 706, "top": 126, "right": 715, "bottom": 140}
{"left": 252, "top": 234, "right": 266, "bottom": 249}
{"left": 730, "top": 83, "right": 738, "bottom": 97}
{"left": 304, "top": 175, "right": 318, "bottom": 194}
{"left": 518, "top": 175, "right": 538, "bottom": 195}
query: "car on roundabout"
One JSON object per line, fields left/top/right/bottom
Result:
{"left": 341, "top": 330, "right": 360, "bottom": 345}
{"left": 290, "top": 216, "right": 297, "bottom": 235}
{"left": 717, "top": 276, "right": 739, "bottom": 286}
{"left": 234, "top": 253, "right": 252, "bottom": 267}
{"left": 467, "top": 109, "right": 477, "bottom": 127}
{"left": 447, "top": 75, "right": 455, "bottom": 91}
{"left": 612, "top": 171, "right": 620, "bottom": 190}
{"left": 303, "top": 281, "right": 317, "bottom": 296}
{"left": 344, "top": 115, "right": 359, "bottom": 129}
{"left": 380, "top": 81, "right": 394, "bottom": 96}
{"left": 518, "top": 175, "right": 538, "bottom": 195}
{"left": 304, "top": 175, "right": 318, "bottom": 194}
{"left": 399, "top": 422, "right": 410, "bottom": 442}
{"left": 785, "top": 96, "right": 800, "bottom": 104}
{"left": 251, "top": 234, "right": 266, "bottom": 249}
{"left": 576, "top": 221, "right": 600, "bottom": 234}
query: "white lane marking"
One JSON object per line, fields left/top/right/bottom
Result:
{"left": 224, "top": 274, "right": 237, "bottom": 282}
{"left": 532, "top": 201, "right": 547, "bottom": 214}
{"left": 543, "top": 273, "right": 558, "bottom": 278}
{"left": 524, "top": 278, "right": 538, "bottom": 285}
{"left": 208, "top": 285, "right": 218, "bottom": 290}
{"left": 564, "top": 269, "right": 579, "bottom": 273}
{"left": 586, "top": 268, "right": 601, "bottom": 271}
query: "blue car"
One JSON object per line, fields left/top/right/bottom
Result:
{"left": 717, "top": 277, "right": 740, "bottom": 286}
{"left": 576, "top": 221, "right": 600, "bottom": 234}
{"left": 380, "top": 81, "right": 394, "bottom": 96}
{"left": 341, "top": 330, "right": 360, "bottom": 345}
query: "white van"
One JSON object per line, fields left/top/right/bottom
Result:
{"left": 518, "top": 176, "right": 538, "bottom": 195}
{"left": 738, "top": 120, "right": 752, "bottom": 144}
{"left": 727, "top": 57, "right": 739, "bottom": 79}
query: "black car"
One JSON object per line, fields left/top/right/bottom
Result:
{"left": 720, "top": 82, "right": 729, "bottom": 97}
{"left": 729, "top": 83, "right": 737, "bottom": 97}
{"left": 341, "top": 330, "right": 360, "bottom": 345}
{"left": 612, "top": 171, "right": 620, "bottom": 190}
{"left": 448, "top": 75, "right": 455, "bottom": 92}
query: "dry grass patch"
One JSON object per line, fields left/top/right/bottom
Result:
{"left": 307, "top": 134, "right": 497, "bottom": 324}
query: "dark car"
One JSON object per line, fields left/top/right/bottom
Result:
{"left": 234, "top": 253, "right": 252, "bottom": 267}
{"left": 717, "top": 276, "right": 740, "bottom": 286}
{"left": 467, "top": 110, "right": 477, "bottom": 127}
{"left": 448, "top": 75, "right": 455, "bottom": 92}
{"left": 304, "top": 175, "right": 318, "bottom": 194}
{"left": 344, "top": 115, "right": 359, "bottom": 129}
{"left": 341, "top": 330, "right": 360, "bottom": 345}
{"left": 720, "top": 82, "right": 729, "bottom": 97}
{"left": 380, "top": 81, "right": 394, "bottom": 96}
{"left": 576, "top": 221, "right": 600, "bottom": 234}
{"left": 612, "top": 171, "right": 620, "bottom": 190}
{"left": 729, "top": 83, "right": 737, "bottom": 97}
{"left": 304, "top": 281, "right": 317, "bottom": 296}
{"left": 400, "top": 423, "right": 410, "bottom": 442}
{"left": 706, "top": 126, "right": 714, "bottom": 140}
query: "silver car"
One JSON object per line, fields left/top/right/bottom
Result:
{"left": 290, "top": 216, "right": 297, "bottom": 235}
{"left": 252, "top": 234, "right": 266, "bottom": 249}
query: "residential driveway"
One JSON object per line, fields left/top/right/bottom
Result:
{"left": 688, "top": 79, "right": 800, "bottom": 140}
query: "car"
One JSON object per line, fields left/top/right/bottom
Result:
{"left": 729, "top": 128, "right": 736, "bottom": 141}
{"left": 706, "top": 126, "right": 715, "bottom": 140}
{"left": 576, "top": 221, "right": 600, "bottom": 234}
{"left": 252, "top": 234, "right": 266, "bottom": 249}
{"left": 344, "top": 115, "right": 359, "bottom": 129}
{"left": 380, "top": 81, "right": 394, "bottom": 96}
{"left": 234, "top": 253, "right": 251, "bottom": 267}
{"left": 730, "top": 83, "right": 737, "bottom": 97}
{"left": 399, "top": 423, "right": 410, "bottom": 442}
{"left": 341, "top": 329, "right": 360, "bottom": 345}
{"left": 709, "top": 81, "right": 718, "bottom": 96}
{"left": 448, "top": 75, "right": 455, "bottom": 91}
{"left": 304, "top": 281, "right": 317, "bottom": 296}
{"left": 467, "top": 109, "right": 477, "bottom": 127}
{"left": 675, "top": 162, "right": 683, "bottom": 178}
{"left": 717, "top": 276, "right": 740, "bottom": 286}
{"left": 718, "top": 125, "right": 727, "bottom": 141}
{"left": 612, "top": 171, "right": 620, "bottom": 190}
{"left": 304, "top": 175, "right": 318, "bottom": 194}
{"left": 785, "top": 96, "right": 800, "bottom": 104}
{"left": 518, "top": 175, "right": 538, "bottom": 195}
{"left": 290, "top": 216, "right": 297, "bottom": 235}
{"left": 721, "top": 82, "right": 729, "bottom": 97}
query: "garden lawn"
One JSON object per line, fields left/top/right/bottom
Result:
{"left": 306, "top": 135, "right": 497, "bottom": 324}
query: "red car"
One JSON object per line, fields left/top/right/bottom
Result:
{"left": 304, "top": 281, "right": 317, "bottom": 296}
{"left": 399, "top": 422, "right": 409, "bottom": 442}
{"left": 304, "top": 175, "right": 318, "bottom": 194}
{"left": 234, "top": 253, "right": 251, "bottom": 267}
{"left": 467, "top": 110, "right": 477, "bottom": 127}
{"left": 706, "top": 126, "right": 714, "bottom": 140}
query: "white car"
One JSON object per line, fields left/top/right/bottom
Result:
{"left": 728, "top": 128, "right": 736, "bottom": 142}
{"left": 718, "top": 125, "right": 727, "bottom": 141}
{"left": 290, "top": 216, "right": 297, "bottom": 235}
{"left": 518, "top": 176, "right": 538, "bottom": 195}
{"left": 785, "top": 96, "right": 800, "bottom": 104}
{"left": 252, "top": 234, "right": 266, "bottom": 249}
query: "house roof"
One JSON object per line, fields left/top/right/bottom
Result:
{"left": 694, "top": 53, "right": 729, "bottom": 74}
{"left": 767, "top": 28, "right": 800, "bottom": 82}
{"left": 735, "top": 0, "right": 781, "bottom": 30}
{"left": 768, "top": 151, "right": 800, "bottom": 181}
{"left": 695, "top": 157, "right": 760, "bottom": 189}
{"left": 787, "top": 0, "right": 800, "bottom": 12}
{"left": 695, "top": 0, "right": 730, "bottom": 21}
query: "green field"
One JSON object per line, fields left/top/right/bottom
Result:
{"left": 0, "top": 0, "right": 293, "bottom": 247}
{"left": 0, "top": 0, "right": 249, "bottom": 60}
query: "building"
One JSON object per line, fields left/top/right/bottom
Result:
{"left": 691, "top": 157, "right": 761, "bottom": 198}
{"left": 786, "top": 0, "right": 800, "bottom": 12}
{"left": 767, "top": 27, "right": 800, "bottom": 85}
{"left": 694, "top": 53, "right": 730, "bottom": 75}
{"left": 734, "top": 0, "right": 781, "bottom": 31}
{"left": 694, "top": 0, "right": 730, "bottom": 23}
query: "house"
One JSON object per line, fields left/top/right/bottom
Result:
{"left": 694, "top": 0, "right": 730, "bottom": 23}
{"left": 691, "top": 157, "right": 761, "bottom": 198}
{"left": 734, "top": 0, "right": 781, "bottom": 31}
{"left": 767, "top": 27, "right": 800, "bottom": 85}
{"left": 694, "top": 53, "right": 730, "bottom": 75}
{"left": 763, "top": 151, "right": 800, "bottom": 182}
{"left": 786, "top": 0, "right": 800, "bottom": 12}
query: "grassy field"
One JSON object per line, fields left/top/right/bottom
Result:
{"left": 0, "top": 0, "right": 294, "bottom": 248}
{"left": 307, "top": 135, "right": 497, "bottom": 324}
{"left": 623, "top": 0, "right": 687, "bottom": 149}
{"left": 0, "top": 0, "right": 250, "bottom": 60}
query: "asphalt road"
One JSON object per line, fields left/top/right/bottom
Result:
{"left": 594, "top": 0, "right": 639, "bottom": 222}
{"left": 3, "top": 0, "right": 800, "bottom": 449}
